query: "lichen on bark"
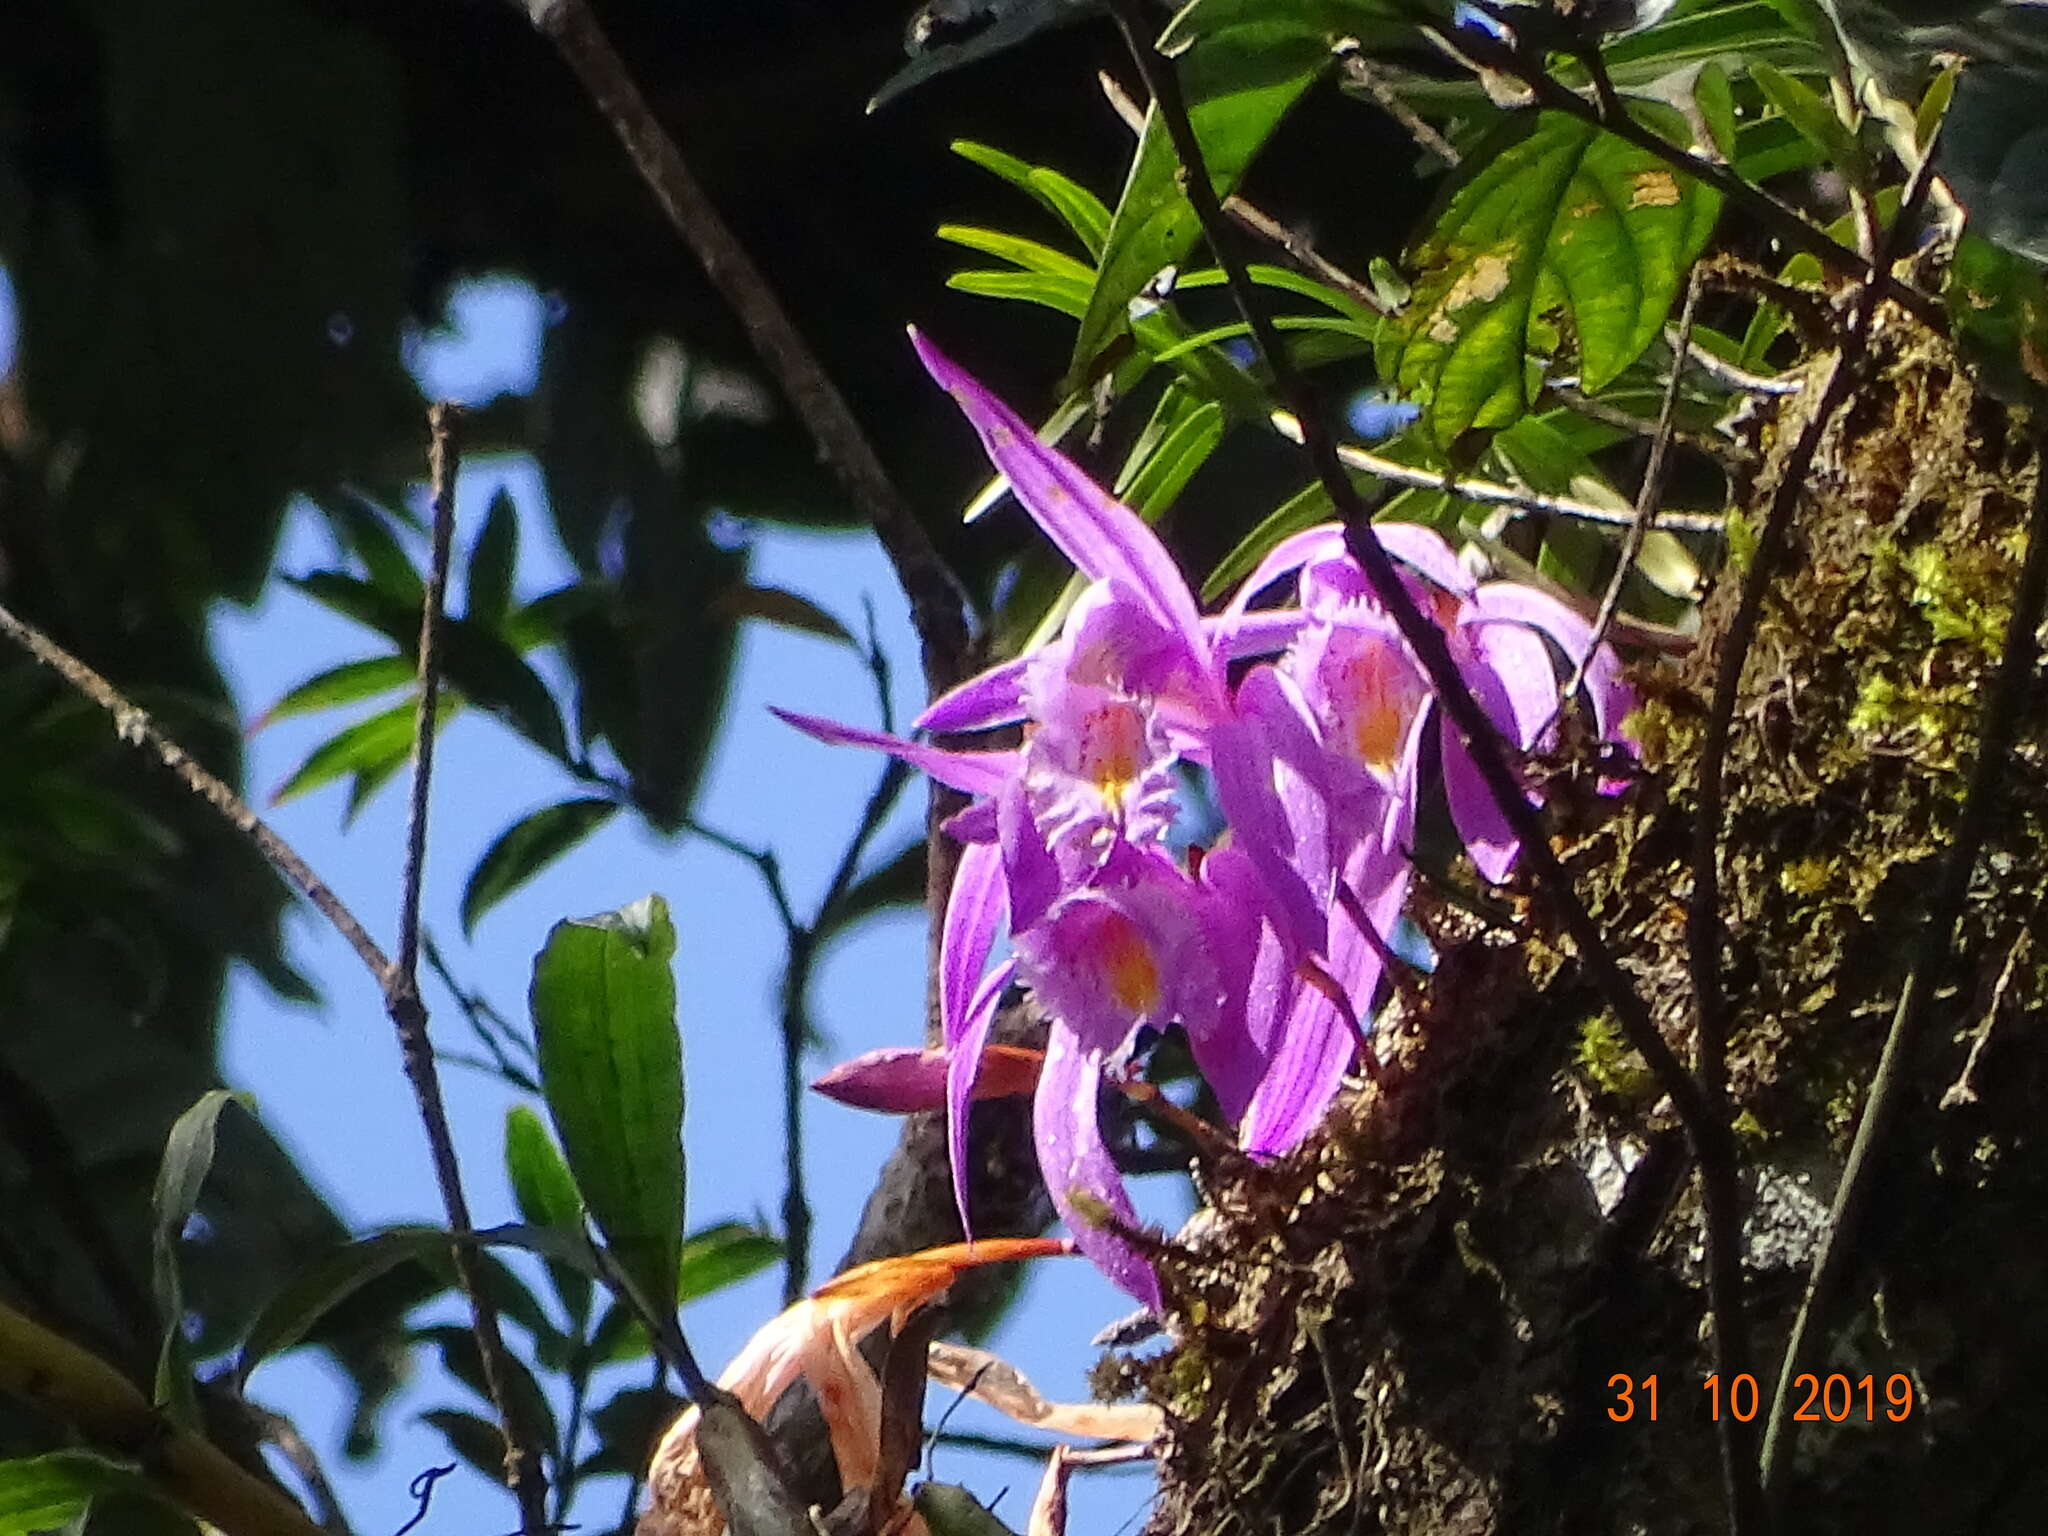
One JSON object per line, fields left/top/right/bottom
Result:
{"left": 1133, "top": 310, "right": 2048, "bottom": 1534}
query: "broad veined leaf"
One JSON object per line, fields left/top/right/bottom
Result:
{"left": 418, "top": 1408, "right": 510, "bottom": 1486}
{"left": 462, "top": 798, "right": 622, "bottom": 936}
{"left": 151, "top": 1090, "right": 251, "bottom": 1424}
{"left": 530, "top": 895, "right": 685, "bottom": 1318}
{"left": 1068, "top": 20, "right": 1329, "bottom": 385}
{"left": 1381, "top": 106, "right": 1721, "bottom": 445}
{"left": 1945, "top": 232, "right": 2048, "bottom": 408}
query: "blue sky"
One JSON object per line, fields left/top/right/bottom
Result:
{"left": 205, "top": 278, "right": 1164, "bottom": 1536}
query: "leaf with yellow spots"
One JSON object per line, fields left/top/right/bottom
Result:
{"left": 1378, "top": 106, "right": 1721, "bottom": 447}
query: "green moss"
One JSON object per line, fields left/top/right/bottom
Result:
{"left": 1778, "top": 858, "right": 1835, "bottom": 897}
{"left": 1904, "top": 543, "right": 2006, "bottom": 654}
{"left": 1574, "top": 1014, "right": 1655, "bottom": 1100}
{"left": 1725, "top": 507, "right": 1758, "bottom": 574}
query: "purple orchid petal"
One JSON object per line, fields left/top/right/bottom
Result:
{"left": 1239, "top": 979, "right": 1353, "bottom": 1160}
{"left": 915, "top": 657, "right": 1031, "bottom": 734}
{"left": 948, "top": 958, "right": 1018, "bottom": 1238}
{"left": 997, "top": 775, "right": 1060, "bottom": 934}
{"left": 771, "top": 708, "right": 1017, "bottom": 797}
{"left": 910, "top": 330, "right": 1206, "bottom": 657}
{"left": 1438, "top": 659, "right": 1531, "bottom": 884}
{"left": 941, "top": 841, "right": 1009, "bottom": 1051}
{"left": 1372, "top": 522, "right": 1476, "bottom": 597}
{"left": 1220, "top": 525, "right": 1347, "bottom": 621}
{"left": 1208, "top": 607, "right": 1308, "bottom": 662}
{"left": 1469, "top": 584, "right": 1635, "bottom": 742}
{"left": 812, "top": 1043, "right": 1040, "bottom": 1113}
{"left": 942, "top": 799, "right": 999, "bottom": 843}
{"left": 1033, "top": 1027, "right": 1161, "bottom": 1308}
{"left": 1207, "top": 711, "right": 1326, "bottom": 961}
{"left": 1239, "top": 838, "right": 1404, "bottom": 1157}
{"left": 1468, "top": 617, "right": 1560, "bottom": 752}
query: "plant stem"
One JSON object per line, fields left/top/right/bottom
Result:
{"left": 391, "top": 403, "right": 551, "bottom": 1531}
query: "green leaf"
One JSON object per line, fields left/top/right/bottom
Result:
{"left": 1695, "top": 62, "right": 1737, "bottom": 161}
{"left": 915, "top": 1484, "right": 1022, "bottom": 1536}
{"left": 578, "top": 1385, "right": 679, "bottom": 1478}
{"left": 1068, "top": 23, "right": 1328, "bottom": 385}
{"left": 235, "top": 1220, "right": 625, "bottom": 1388}
{"left": 462, "top": 799, "right": 621, "bottom": 936}
{"left": 418, "top": 1409, "right": 510, "bottom": 1486}
{"left": 504, "top": 1105, "right": 593, "bottom": 1323}
{"left": 415, "top": 1325, "right": 560, "bottom": 1460}
{"left": 151, "top": 1089, "right": 250, "bottom": 1425}
{"left": 678, "top": 1222, "right": 783, "bottom": 1304}
{"left": 530, "top": 896, "right": 685, "bottom": 1320}
{"left": 868, "top": 0, "right": 1097, "bottom": 111}
{"left": 948, "top": 269, "right": 1094, "bottom": 319}
{"left": 816, "top": 838, "right": 924, "bottom": 944}
{"left": 312, "top": 491, "right": 424, "bottom": 606}
{"left": 0, "top": 1453, "right": 153, "bottom": 1536}
{"left": 289, "top": 572, "right": 570, "bottom": 762}
{"left": 254, "top": 655, "right": 414, "bottom": 728}
{"left": 1202, "top": 480, "right": 1338, "bottom": 601}
{"left": 466, "top": 489, "right": 519, "bottom": 629}
{"left": 951, "top": 140, "right": 1112, "bottom": 257}
{"left": 234, "top": 1224, "right": 449, "bottom": 1385}
{"left": 269, "top": 695, "right": 453, "bottom": 808}
{"left": 1945, "top": 233, "right": 2048, "bottom": 408}
{"left": 937, "top": 225, "right": 1095, "bottom": 283}
{"left": 1750, "top": 61, "right": 1857, "bottom": 173}
{"left": 1381, "top": 107, "right": 1721, "bottom": 445}
{"left": 1115, "top": 394, "right": 1225, "bottom": 519}
{"left": 706, "top": 585, "right": 856, "bottom": 648}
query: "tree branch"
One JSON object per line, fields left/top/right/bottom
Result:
{"left": 1760, "top": 428, "right": 2048, "bottom": 1504}
{"left": 0, "top": 1295, "right": 325, "bottom": 1536}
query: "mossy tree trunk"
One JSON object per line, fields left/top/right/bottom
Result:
{"left": 1137, "top": 313, "right": 2048, "bottom": 1535}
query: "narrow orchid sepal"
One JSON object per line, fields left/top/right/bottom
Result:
{"left": 771, "top": 707, "right": 1018, "bottom": 796}
{"left": 812, "top": 1044, "right": 1044, "bottom": 1113}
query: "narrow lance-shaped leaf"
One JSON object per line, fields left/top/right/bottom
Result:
{"left": 462, "top": 798, "right": 621, "bottom": 936}
{"left": 151, "top": 1090, "right": 250, "bottom": 1425}
{"left": 466, "top": 488, "right": 519, "bottom": 630}
{"left": 503, "top": 1105, "right": 594, "bottom": 1323}
{"left": 530, "top": 895, "right": 686, "bottom": 1318}
{"left": 1380, "top": 106, "right": 1721, "bottom": 446}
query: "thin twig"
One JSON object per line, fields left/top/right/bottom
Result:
{"left": 0, "top": 604, "right": 389, "bottom": 980}
{"left": 1333, "top": 45, "right": 1463, "bottom": 168}
{"left": 391, "top": 404, "right": 551, "bottom": 1532}
{"left": 519, "top": 0, "right": 969, "bottom": 695}
{"left": 1544, "top": 380, "right": 1751, "bottom": 474}
{"left": 1567, "top": 267, "right": 1704, "bottom": 700}
{"left": 1097, "top": 69, "right": 1387, "bottom": 318}
{"left": 1100, "top": 8, "right": 1753, "bottom": 1529}
{"left": 1760, "top": 434, "right": 2048, "bottom": 1504}
{"left": 519, "top": 0, "right": 974, "bottom": 1045}
{"left": 1271, "top": 412, "right": 1726, "bottom": 533}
